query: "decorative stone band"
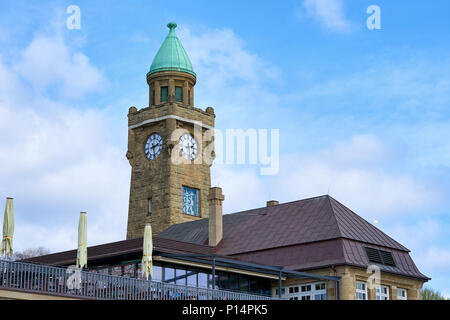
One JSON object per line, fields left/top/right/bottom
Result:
{"left": 128, "top": 114, "right": 214, "bottom": 131}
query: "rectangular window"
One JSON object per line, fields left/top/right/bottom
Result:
{"left": 284, "top": 282, "right": 326, "bottom": 300}
{"left": 187, "top": 269, "right": 197, "bottom": 287}
{"left": 198, "top": 272, "right": 208, "bottom": 288}
{"left": 376, "top": 285, "right": 390, "bottom": 300}
{"left": 111, "top": 265, "right": 123, "bottom": 276}
{"left": 301, "top": 285, "right": 311, "bottom": 292}
{"left": 209, "top": 273, "right": 219, "bottom": 289}
{"left": 175, "top": 268, "right": 186, "bottom": 285}
{"left": 123, "top": 263, "right": 136, "bottom": 278}
{"left": 147, "top": 198, "right": 152, "bottom": 216}
{"left": 275, "top": 288, "right": 286, "bottom": 296}
{"left": 182, "top": 186, "right": 199, "bottom": 216}
{"left": 152, "top": 265, "right": 163, "bottom": 282}
{"left": 161, "top": 86, "right": 168, "bottom": 102}
{"left": 397, "top": 288, "right": 407, "bottom": 300}
{"left": 315, "top": 293, "right": 327, "bottom": 300}
{"left": 239, "top": 276, "right": 249, "bottom": 293}
{"left": 356, "top": 281, "right": 368, "bottom": 300}
{"left": 289, "top": 286, "right": 299, "bottom": 294}
{"left": 188, "top": 90, "right": 191, "bottom": 105}
{"left": 315, "top": 283, "right": 326, "bottom": 291}
{"left": 175, "top": 86, "right": 183, "bottom": 102}
{"left": 164, "top": 266, "right": 175, "bottom": 283}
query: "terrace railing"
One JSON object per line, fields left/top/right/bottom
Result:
{"left": 0, "top": 259, "right": 275, "bottom": 300}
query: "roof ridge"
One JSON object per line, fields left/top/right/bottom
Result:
{"left": 223, "top": 194, "right": 330, "bottom": 216}
{"left": 155, "top": 235, "right": 213, "bottom": 249}
{"left": 324, "top": 195, "right": 345, "bottom": 238}
{"left": 328, "top": 197, "right": 410, "bottom": 252}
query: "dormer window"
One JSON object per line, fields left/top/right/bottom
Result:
{"left": 161, "top": 86, "right": 168, "bottom": 102}
{"left": 175, "top": 86, "right": 183, "bottom": 102}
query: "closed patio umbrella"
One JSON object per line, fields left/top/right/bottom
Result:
{"left": 1, "top": 198, "right": 14, "bottom": 258}
{"left": 142, "top": 223, "right": 153, "bottom": 280}
{"left": 76, "top": 212, "right": 87, "bottom": 269}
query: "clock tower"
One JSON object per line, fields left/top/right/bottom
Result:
{"left": 126, "top": 22, "right": 215, "bottom": 239}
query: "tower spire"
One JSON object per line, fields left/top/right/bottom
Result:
{"left": 147, "top": 22, "right": 196, "bottom": 77}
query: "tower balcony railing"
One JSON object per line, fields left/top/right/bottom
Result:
{"left": 0, "top": 259, "right": 276, "bottom": 300}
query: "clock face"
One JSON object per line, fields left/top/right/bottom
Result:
{"left": 179, "top": 133, "right": 198, "bottom": 160}
{"left": 144, "top": 133, "right": 163, "bottom": 160}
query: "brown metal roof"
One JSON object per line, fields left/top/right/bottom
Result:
{"left": 24, "top": 236, "right": 215, "bottom": 266}
{"left": 230, "top": 239, "right": 428, "bottom": 280}
{"left": 158, "top": 195, "right": 428, "bottom": 280}
{"left": 159, "top": 195, "right": 408, "bottom": 255}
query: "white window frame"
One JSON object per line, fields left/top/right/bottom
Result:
{"left": 282, "top": 282, "right": 327, "bottom": 300}
{"left": 397, "top": 288, "right": 407, "bottom": 300}
{"left": 376, "top": 285, "right": 390, "bottom": 300}
{"left": 356, "top": 281, "right": 368, "bottom": 300}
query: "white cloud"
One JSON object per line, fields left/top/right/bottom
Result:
{"left": 285, "top": 57, "right": 450, "bottom": 169}
{"left": 212, "top": 134, "right": 438, "bottom": 220}
{"left": 416, "top": 247, "right": 450, "bottom": 273}
{"left": 184, "top": 28, "right": 277, "bottom": 84}
{"left": 386, "top": 220, "right": 443, "bottom": 251}
{"left": 212, "top": 165, "right": 266, "bottom": 214}
{"left": 299, "top": 0, "right": 352, "bottom": 33}
{"left": 15, "top": 35, "right": 105, "bottom": 99}
{"left": 280, "top": 134, "right": 439, "bottom": 220}
{"left": 177, "top": 26, "right": 281, "bottom": 125}
{"left": 276, "top": 139, "right": 438, "bottom": 219}
{"left": 0, "top": 35, "right": 128, "bottom": 253}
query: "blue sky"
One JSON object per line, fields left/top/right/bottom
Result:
{"left": 0, "top": 0, "right": 449, "bottom": 296}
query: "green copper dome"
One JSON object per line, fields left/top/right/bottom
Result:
{"left": 147, "top": 22, "right": 196, "bottom": 77}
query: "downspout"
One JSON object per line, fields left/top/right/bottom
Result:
{"left": 212, "top": 257, "right": 216, "bottom": 290}
{"left": 337, "top": 279, "right": 340, "bottom": 300}
{"left": 332, "top": 265, "right": 340, "bottom": 300}
{"left": 278, "top": 270, "right": 282, "bottom": 299}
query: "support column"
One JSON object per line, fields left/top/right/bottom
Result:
{"left": 390, "top": 285, "right": 397, "bottom": 300}
{"left": 155, "top": 81, "right": 161, "bottom": 106}
{"left": 168, "top": 79, "right": 175, "bottom": 102}
{"left": 183, "top": 81, "right": 189, "bottom": 106}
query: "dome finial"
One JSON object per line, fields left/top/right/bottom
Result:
{"left": 167, "top": 22, "right": 177, "bottom": 31}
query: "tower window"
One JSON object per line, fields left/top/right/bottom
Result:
{"left": 188, "top": 90, "right": 191, "bottom": 105}
{"left": 175, "top": 86, "right": 183, "bottom": 102}
{"left": 161, "top": 86, "right": 168, "bottom": 102}
{"left": 182, "top": 186, "right": 199, "bottom": 216}
{"left": 147, "top": 198, "right": 152, "bottom": 216}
